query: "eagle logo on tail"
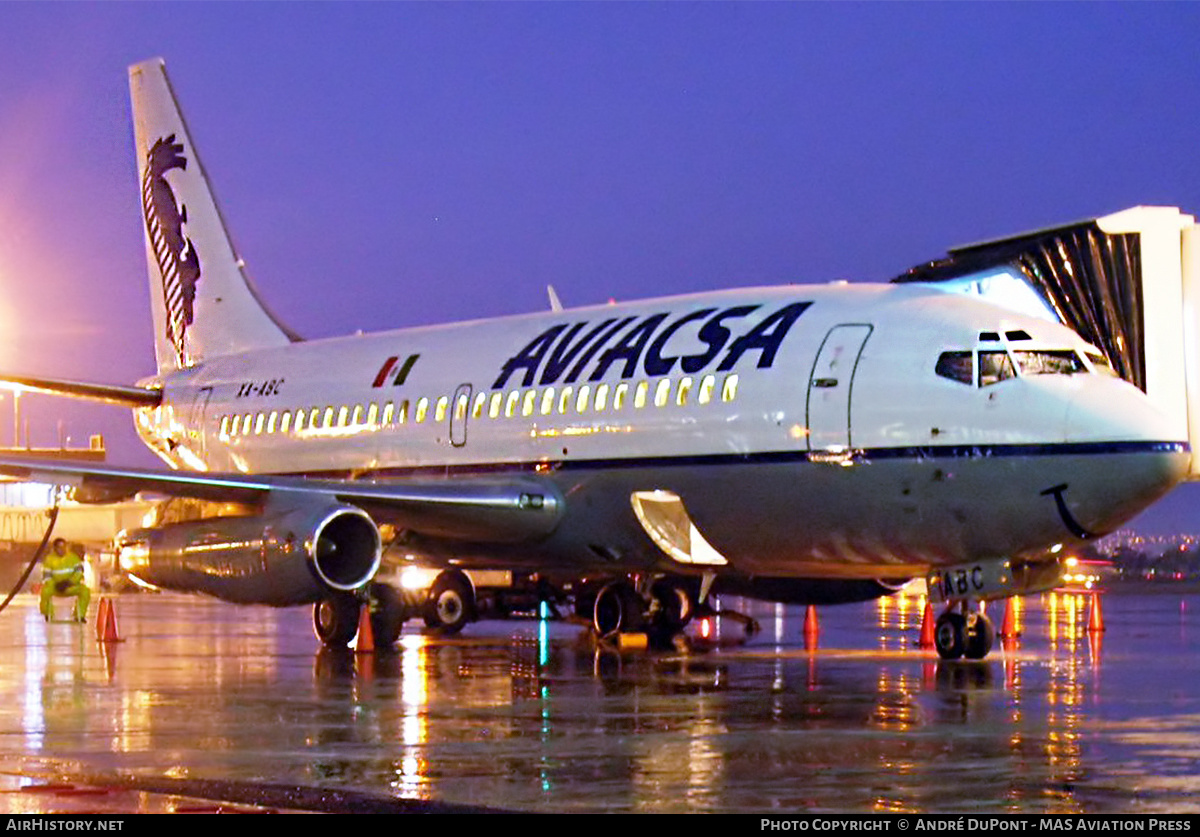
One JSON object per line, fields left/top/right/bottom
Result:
{"left": 142, "top": 134, "right": 202, "bottom": 366}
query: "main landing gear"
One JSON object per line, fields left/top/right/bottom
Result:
{"left": 933, "top": 603, "right": 994, "bottom": 661}
{"left": 312, "top": 570, "right": 479, "bottom": 649}
{"left": 579, "top": 576, "right": 697, "bottom": 647}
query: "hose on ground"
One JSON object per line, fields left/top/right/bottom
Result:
{"left": 0, "top": 492, "right": 62, "bottom": 616}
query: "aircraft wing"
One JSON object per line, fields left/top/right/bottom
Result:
{"left": 0, "top": 455, "right": 563, "bottom": 544}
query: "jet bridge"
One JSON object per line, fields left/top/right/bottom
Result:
{"left": 894, "top": 205, "right": 1200, "bottom": 477}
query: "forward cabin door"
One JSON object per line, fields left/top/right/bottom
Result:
{"left": 806, "top": 324, "right": 873, "bottom": 451}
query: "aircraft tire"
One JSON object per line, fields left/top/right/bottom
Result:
{"left": 934, "top": 611, "right": 966, "bottom": 660}
{"left": 369, "top": 583, "right": 406, "bottom": 647}
{"left": 593, "top": 581, "right": 645, "bottom": 637}
{"left": 649, "top": 579, "right": 693, "bottom": 636}
{"left": 424, "top": 571, "right": 474, "bottom": 634}
{"left": 313, "top": 593, "right": 360, "bottom": 648}
{"left": 963, "top": 612, "right": 994, "bottom": 660}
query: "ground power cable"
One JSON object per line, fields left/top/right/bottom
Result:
{"left": 0, "top": 490, "right": 62, "bottom": 616}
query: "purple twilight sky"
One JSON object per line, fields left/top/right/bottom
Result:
{"left": 0, "top": 3, "right": 1199, "bottom": 535}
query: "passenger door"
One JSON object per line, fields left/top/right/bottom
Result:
{"left": 450, "top": 383, "right": 472, "bottom": 447}
{"left": 806, "top": 324, "right": 873, "bottom": 450}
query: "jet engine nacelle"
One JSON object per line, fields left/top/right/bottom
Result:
{"left": 116, "top": 502, "right": 382, "bottom": 606}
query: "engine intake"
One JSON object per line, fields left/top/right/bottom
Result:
{"left": 116, "top": 502, "right": 381, "bottom": 606}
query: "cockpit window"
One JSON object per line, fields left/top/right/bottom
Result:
{"left": 1012, "top": 350, "right": 1085, "bottom": 376}
{"left": 1085, "top": 351, "right": 1120, "bottom": 378}
{"left": 935, "top": 352, "right": 974, "bottom": 385}
{"left": 979, "top": 351, "right": 1016, "bottom": 387}
{"left": 938, "top": 345, "right": 1094, "bottom": 389}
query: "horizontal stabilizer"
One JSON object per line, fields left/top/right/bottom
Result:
{"left": 0, "top": 374, "right": 161, "bottom": 408}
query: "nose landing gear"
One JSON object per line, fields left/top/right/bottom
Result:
{"left": 934, "top": 605, "right": 994, "bottom": 660}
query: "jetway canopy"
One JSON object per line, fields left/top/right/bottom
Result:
{"left": 893, "top": 206, "right": 1200, "bottom": 477}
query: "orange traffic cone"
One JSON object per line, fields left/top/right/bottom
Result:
{"left": 803, "top": 605, "right": 819, "bottom": 649}
{"left": 94, "top": 599, "right": 109, "bottom": 641}
{"left": 1087, "top": 592, "right": 1106, "bottom": 633}
{"left": 354, "top": 603, "right": 374, "bottom": 652}
{"left": 1000, "top": 597, "right": 1020, "bottom": 639}
{"left": 917, "top": 602, "right": 935, "bottom": 648}
{"left": 96, "top": 598, "right": 122, "bottom": 643}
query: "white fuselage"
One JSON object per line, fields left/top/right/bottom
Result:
{"left": 133, "top": 282, "right": 1189, "bottom": 579}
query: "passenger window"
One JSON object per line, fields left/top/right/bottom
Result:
{"left": 488, "top": 392, "right": 503, "bottom": 419}
{"left": 242, "top": 413, "right": 253, "bottom": 435}
{"left": 677, "top": 377, "right": 693, "bottom": 406}
{"left": 698, "top": 375, "right": 716, "bottom": 405}
{"left": 634, "top": 381, "right": 649, "bottom": 409}
{"left": 654, "top": 379, "right": 671, "bottom": 408}
{"left": 979, "top": 352, "right": 1015, "bottom": 387}
{"left": 366, "top": 403, "right": 378, "bottom": 427}
{"left": 416, "top": 398, "right": 429, "bottom": 423}
{"left": 521, "top": 389, "right": 536, "bottom": 417}
{"left": 254, "top": 413, "right": 265, "bottom": 435}
{"left": 613, "top": 382, "right": 629, "bottom": 410}
{"left": 295, "top": 410, "right": 306, "bottom": 433}
{"left": 558, "top": 386, "right": 574, "bottom": 415}
{"left": 219, "top": 416, "right": 230, "bottom": 439}
{"left": 575, "top": 385, "right": 591, "bottom": 414}
{"left": 540, "top": 387, "right": 555, "bottom": 416}
{"left": 505, "top": 390, "right": 519, "bottom": 418}
{"left": 455, "top": 393, "right": 469, "bottom": 421}
{"left": 267, "top": 411, "right": 278, "bottom": 434}
{"left": 935, "top": 352, "right": 974, "bottom": 386}
{"left": 382, "top": 402, "right": 394, "bottom": 425}
{"left": 721, "top": 374, "right": 739, "bottom": 402}
{"left": 398, "top": 400, "right": 409, "bottom": 424}
{"left": 280, "top": 411, "right": 291, "bottom": 434}
{"left": 437, "top": 396, "right": 450, "bottom": 423}
{"left": 310, "top": 407, "right": 321, "bottom": 428}
{"left": 336, "top": 406, "right": 348, "bottom": 428}
{"left": 351, "top": 405, "right": 363, "bottom": 426}
{"left": 472, "top": 392, "right": 487, "bottom": 419}
{"left": 595, "top": 383, "right": 610, "bottom": 412}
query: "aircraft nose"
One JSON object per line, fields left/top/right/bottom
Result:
{"left": 1064, "top": 376, "right": 1180, "bottom": 444}
{"left": 1058, "top": 376, "right": 1190, "bottom": 535}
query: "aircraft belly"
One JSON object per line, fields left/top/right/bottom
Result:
{"left": 602, "top": 447, "right": 1188, "bottom": 578}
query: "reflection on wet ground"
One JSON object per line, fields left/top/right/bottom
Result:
{"left": 0, "top": 590, "right": 1197, "bottom": 813}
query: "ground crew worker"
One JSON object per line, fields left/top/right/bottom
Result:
{"left": 39, "top": 538, "right": 90, "bottom": 623}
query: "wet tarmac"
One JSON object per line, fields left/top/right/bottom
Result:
{"left": 0, "top": 589, "right": 1198, "bottom": 814}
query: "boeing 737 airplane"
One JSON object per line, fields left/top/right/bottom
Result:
{"left": 0, "top": 59, "right": 1188, "bottom": 660}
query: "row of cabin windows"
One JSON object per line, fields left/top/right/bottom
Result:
{"left": 216, "top": 373, "right": 740, "bottom": 441}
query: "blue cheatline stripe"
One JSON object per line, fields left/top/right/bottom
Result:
{"left": 294, "top": 440, "right": 1189, "bottom": 481}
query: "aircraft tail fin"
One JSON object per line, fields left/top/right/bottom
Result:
{"left": 128, "top": 58, "right": 299, "bottom": 374}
